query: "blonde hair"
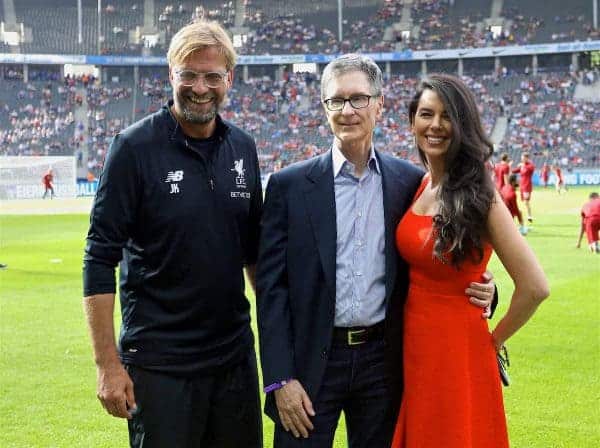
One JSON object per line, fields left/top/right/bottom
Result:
{"left": 167, "top": 20, "right": 236, "bottom": 70}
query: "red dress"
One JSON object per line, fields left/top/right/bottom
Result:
{"left": 392, "top": 178, "right": 509, "bottom": 448}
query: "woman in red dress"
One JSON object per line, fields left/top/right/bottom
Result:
{"left": 392, "top": 74, "right": 549, "bottom": 448}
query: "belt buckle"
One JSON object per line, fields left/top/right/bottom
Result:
{"left": 347, "top": 329, "right": 366, "bottom": 346}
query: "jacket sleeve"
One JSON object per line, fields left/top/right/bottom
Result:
{"left": 83, "top": 134, "right": 141, "bottom": 296}
{"left": 256, "top": 173, "right": 295, "bottom": 387}
{"left": 243, "top": 141, "right": 264, "bottom": 266}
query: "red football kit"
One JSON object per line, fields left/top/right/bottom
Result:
{"left": 555, "top": 167, "right": 564, "bottom": 183}
{"left": 514, "top": 161, "right": 535, "bottom": 200}
{"left": 541, "top": 165, "right": 549, "bottom": 185}
{"left": 501, "top": 184, "right": 522, "bottom": 221}
{"left": 494, "top": 162, "right": 510, "bottom": 190}
{"left": 43, "top": 173, "right": 53, "bottom": 187}
{"left": 582, "top": 198, "right": 600, "bottom": 244}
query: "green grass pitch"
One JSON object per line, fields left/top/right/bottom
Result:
{"left": 1, "top": 187, "right": 598, "bottom": 447}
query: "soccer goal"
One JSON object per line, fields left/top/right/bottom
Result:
{"left": 0, "top": 156, "right": 77, "bottom": 200}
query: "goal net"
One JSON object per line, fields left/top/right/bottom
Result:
{"left": 0, "top": 156, "right": 77, "bottom": 200}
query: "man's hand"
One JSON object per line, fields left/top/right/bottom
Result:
{"left": 96, "top": 362, "right": 136, "bottom": 419}
{"left": 274, "top": 379, "right": 315, "bottom": 438}
{"left": 466, "top": 270, "right": 495, "bottom": 318}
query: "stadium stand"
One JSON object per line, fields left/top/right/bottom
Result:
{"left": 2, "top": 66, "right": 598, "bottom": 178}
{"left": 15, "top": 0, "right": 98, "bottom": 55}
{"left": 502, "top": 0, "right": 599, "bottom": 44}
{"left": 155, "top": 1, "right": 235, "bottom": 53}
{"left": 408, "top": 0, "right": 489, "bottom": 50}
{"left": 218, "top": 0, "right": 596, "bottom": 53}
{"left": 2, "top": 0, "right": 596, "bottom": 55}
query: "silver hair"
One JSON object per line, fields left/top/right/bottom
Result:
{"left": 320, "top": 53, "right": 383, "bottom": 100}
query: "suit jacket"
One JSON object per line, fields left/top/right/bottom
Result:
{"left": 256, "top": 149, "right": 424, "bottom": 422}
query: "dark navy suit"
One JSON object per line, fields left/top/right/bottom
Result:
{"left": 256, "top": 150, "right": 424, "bottom": 447}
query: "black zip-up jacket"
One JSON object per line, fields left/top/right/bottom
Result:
{"left": 83, "top": 102, "right": 263, "bottom": 373}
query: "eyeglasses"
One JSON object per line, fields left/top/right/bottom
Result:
{"left": 174, "top": 69, "right": 229, "bottom": 88}
{"left": 323, "top": 94, "right": 376, "bottom": 111}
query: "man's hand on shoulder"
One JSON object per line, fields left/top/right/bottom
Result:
{"left": 466, "top": 270, "right": 496, "bottom": 318}
{"left": 96, "top": 362, "right": 137, "bottom": 419}
{"left": 273, "top": 379, "right": 315, "bottom": 438}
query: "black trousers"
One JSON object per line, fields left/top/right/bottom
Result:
{"left": 273, "top": 338, "right": 395, "bottom": 448}
{"left": 126, "top": 351, "right": 263, "bottom": 448}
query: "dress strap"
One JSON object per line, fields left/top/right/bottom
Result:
{"left": 412, "top": 173, "right": 430, "bottom": 203}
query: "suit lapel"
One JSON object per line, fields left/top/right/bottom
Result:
{"left": 304, "top": 152, "right": 337, "bottom": 302}
{"left": 379, "top": 152, "right": 402, "bottom": 301}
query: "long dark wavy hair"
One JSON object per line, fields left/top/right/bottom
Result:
{"left": 408, "top": 74, "right": 495, "bottom": 268}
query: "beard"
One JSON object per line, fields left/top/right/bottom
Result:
{"left": 176, "top": 91, "right": 222, "bottom": 124}
{"left": 182, "top": 103, "right": 217, "bottom": 124}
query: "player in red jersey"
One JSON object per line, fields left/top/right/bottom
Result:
{"left": 493, "top": 153, "right": 511, "bottom": 190}
{"left": 512, "top": 152, "right": 535, "bottom": 223}
{"left": 501, "top": 174, "right": 528, "bottom": 235}
{"left": 540, "top": 163, "right": 550, "bottom": 188}
{"left": 42, "top": 169, "right": 55, "bottom": 199}
{"left": 552, "top": 164, "right": 567, "bottom": 194}
{"left": 577, "top": 192, "right": 600, "bottom": 253}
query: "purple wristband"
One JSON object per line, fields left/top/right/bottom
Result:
{"left": 264, "top": 379, "right": 293, "bottom": 393}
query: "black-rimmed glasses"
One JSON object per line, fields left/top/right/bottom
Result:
{"left": 323, "top": 94, "right": 376, "bottom": 111}
{"left": 174, "top": 69, "right": 229, "bottom": 88}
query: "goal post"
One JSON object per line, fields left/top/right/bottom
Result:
{"left": 0, "top": 156, "right": 77, "bottom": 200}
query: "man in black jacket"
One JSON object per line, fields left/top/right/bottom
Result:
{"left": 83, "top": 20, "right": 263, "bottom": 447}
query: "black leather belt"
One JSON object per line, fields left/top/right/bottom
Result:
{"left": 332, "top": 321, "right": 385, "bottom": 346}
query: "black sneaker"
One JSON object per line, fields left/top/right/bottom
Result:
{"left": 0, "top": 263, "right": 7, "bottom": 270}
{"left": 527, "top": 217, "right": 533, "bottom": 223}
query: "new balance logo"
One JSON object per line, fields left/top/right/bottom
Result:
{"left": 165, "top": 170, "right": 184, "bottom": 182}
{"left": 165, "top": 170, "right": 183, "bottom": 194}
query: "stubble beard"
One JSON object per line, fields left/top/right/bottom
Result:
{"left": 177, "top": 92, "right": 222, "bottom": 124}
{"left": 181, "top": 101, "right": 218, "bottom": 124}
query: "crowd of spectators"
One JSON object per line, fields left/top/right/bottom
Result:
{"left": 2, "top": 66, "right": 598, "bottom": 178}
{"left": 0, "top": 77, "right": 80, "bottom": 159}
{"left": 153, "top": 1, "right": 235, "bottom": 55}
{"left": 242, "top": 15, "right": 340, "bottom": 55}
{"left": 5, "top": 0, "right": 597, "bottom": 56}
{"left": 238, "top": 0, "right": 598, "bottom": 55}
{"left": 403, "top": 1, "right": 519, "bottom": 50}
{"left": 496, "top": 73, "right": 599, "bottom": 167}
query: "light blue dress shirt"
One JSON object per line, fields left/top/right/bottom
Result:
{"left": 332, "top": 144, "right": 386, "bottom": 327}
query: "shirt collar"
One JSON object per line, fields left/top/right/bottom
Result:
{"left": 332, "top": 142, "right": 380, "bottom": 178}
